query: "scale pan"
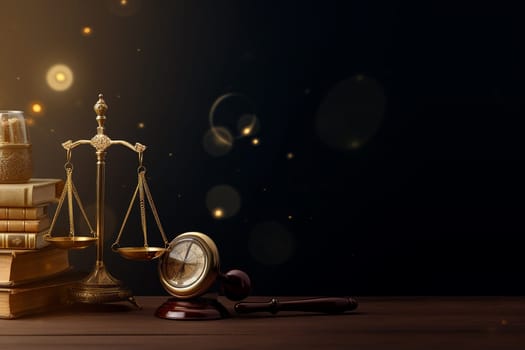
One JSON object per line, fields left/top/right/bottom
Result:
{"left": 116, "top": 247, "right": 167, "bottom": 261}
{"left": 45, "top": 235, "right": 97, "bottom": 249}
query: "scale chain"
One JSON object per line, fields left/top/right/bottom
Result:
{"left": 141, "top": 172, "right": 170, "bottom": 247}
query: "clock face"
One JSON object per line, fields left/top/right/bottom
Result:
{"left": 158, "top": 232, "right": 220, "bottom": 299}
{"left": 165, "top": 239, "right": 207, "bottom": 288}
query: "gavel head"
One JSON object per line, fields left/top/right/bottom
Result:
{"left": 220, "top": 269, "right": 252, "bottom": 301}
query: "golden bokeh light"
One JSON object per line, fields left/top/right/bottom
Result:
{"left": 31, "top": 103, "right": 43, "bottom": 114}
{"left": 252, "top": 138, "right": 260, "bottom": 146}
{"left": 137, "top": 122, "right": 145, "bottom": 129}
{"left": 202, "top": 127, "right": 234, "bottom": 157}
{"left": 46, "top": 64, "right": 74, "bottom": 91}
{"left": 107, "top": 0, "right": 140, "bottom": 17}
{"left": 212, "top": 208, "right": 224, "bottom": 219}
{"left": 237, "top": 113, "right": 260, "bottom": 138}
{"left": 205, "top": 185, "right": 241, "bottom": 219}
{"left": 55, "top": 72, "right": 66, "bottom": 82}
{"left": 286, "top": 152, "right": 294, "bottom": 159}
{"left": 81, "top": 26, "right": 93, "bottom": 36}
{"left": 25, "top": 117, "right": 35, "bottom": 126}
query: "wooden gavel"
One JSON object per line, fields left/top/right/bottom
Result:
{"left": 218, "top": 270, "right": 358, "bottom": 315}
{"left": 234, "top": 296, "right": 358, "bottom": 315}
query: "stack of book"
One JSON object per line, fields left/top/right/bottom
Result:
{"left": 0, "top": 178, "right": 80, "bottom": 319}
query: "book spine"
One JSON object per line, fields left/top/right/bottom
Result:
{"left": 0, "top": 207, "right": 47, "bottom": 220}
{"left": 0, "top": 218, "right": 50, "bottom": 232}
{"left": 0, "top": 232, "right": 49, "bottom": 249}
{"left": 0, "top": 188, "right": 32, "bottom": 206}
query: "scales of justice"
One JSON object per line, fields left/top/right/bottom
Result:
{"left": 44, "top": 93, "right": 170, "bottom": 308}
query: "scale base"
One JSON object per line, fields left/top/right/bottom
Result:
{"left": 155, "top": 297, "right": 228, "bottom": 320}
{"left": 70, "top": 263, "right": 140, "bottom": 308}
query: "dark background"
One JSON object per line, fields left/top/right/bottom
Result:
{"left": 1, "top": 0, "right": 524, "bottom": 297}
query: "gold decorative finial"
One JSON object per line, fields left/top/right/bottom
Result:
{"left": 94, "top": 93, "right": 107, "bottom": 130}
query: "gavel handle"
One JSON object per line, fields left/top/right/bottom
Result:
{"left": 234, "top": 297, "right": 358, "bottom": 314}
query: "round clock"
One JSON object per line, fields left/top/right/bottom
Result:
{"left": 158, "top": 232, "right": 220, "bottom": 299}
{"left": 156, "top": 231, "right": 251, "bottom": 320}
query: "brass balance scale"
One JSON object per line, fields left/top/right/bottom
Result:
{"left": 44, "top": 94, "right": 169, "bottom": 308}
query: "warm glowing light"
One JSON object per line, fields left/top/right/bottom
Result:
{"left": 237, "top": 113, "right": 259, "bottom": 138}
{"left": 81, "top": 26, "right": 93, "bottom": 36}
{"left": 288, "top": 215, "right": 293, "bottom": 220}
{"left": 206, "top": 185, "right": 241, "bottom": 219}
{"left": 31, "top": 103, "right": 43, "bottom": 114}
{"left": 137, "top": 122, "right": 145, "bottom": 129}
{"left": 252, "top": 138, "right": 260, "bottom": 145}
{"left": 202, "top": 127, "right": 234, "bottom": 157}
{"left": 55, "top": 72, "right": 66, "bottom": 82}
{"left": 25, "top": 117, "right": 35, "bottom": 126}
{"left": 46, "top": 64, "right": 74, "bottom": 91}
{"left": 120, "top": 0, "right": 128, "bottom": 5}
{"left": 286, "top": 152, "right": 294, "bottom": 159}
{"left": 212, "top": 208, "right": 224, "bottom": 219}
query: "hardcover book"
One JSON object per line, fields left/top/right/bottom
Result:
{"left": 0, "top": 271, "right": 83, "bottom": 319}
{"left": 0, "top": 216, "right": 51, "bottom": 232}
{"left": 0, "top": 247, "right": 70, "bottom": 286}
{"left": 0, "top": 205, "right": 48, "bottom": 220}
{"left": 0, "top": 230, "right": 50, "bottom": 249}
{"left": 0, "top": 178, "right": 63, "bottom": 207}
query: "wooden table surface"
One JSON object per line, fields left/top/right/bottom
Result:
{"left": 1, "top": 296, "right": 524, "bottom": 349}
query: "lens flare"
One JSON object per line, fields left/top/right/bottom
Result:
{"left": 46, "top": 64, "right": 74, "bottom": 91}
{"left": 237, "top": 113, "right": 259, "bottom": 138}
{"left": 202, "top": 126, "right": 234, "bottom": 157}
{"left": 208, "top": 93, "right": 260, "bottom": 153}
{"left": 205, "top": 185, "right": 241, "bottom": 219}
